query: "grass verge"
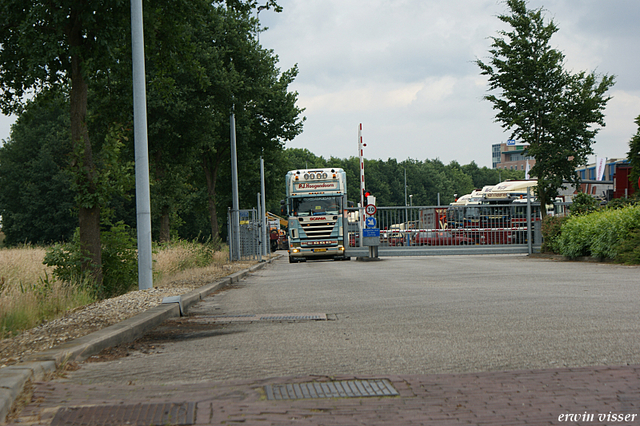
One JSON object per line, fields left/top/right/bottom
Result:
{"left": 1, "top": 240, "right": 249, "bottom": 339}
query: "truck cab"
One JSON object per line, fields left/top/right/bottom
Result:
{"left": 283, "top": 168, "right": 349, "bottom": 263}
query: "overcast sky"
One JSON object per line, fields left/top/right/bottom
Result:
{"left": 1, "top": 0, "right": 638, "bottom": 168}
{"left": 257, "top": 0, "right": 640, "bottom": 167}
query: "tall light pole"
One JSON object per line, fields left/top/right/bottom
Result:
{"left": 404, "top": 167, "right": 407, "bottom": 207}
{"left": 260, "top": 157, "right": 268, "bottom": 257}
{"left": 404, "top": 167, "right": 408, "bottom": 228}
{"left": 131, "top": 0, "right": 153, "bottom": 290}
{"left": 230, "top": 104, "right": 240, "bottom": 261}
{"left": 256, "top": 5, "right": 267, "bottom": 43}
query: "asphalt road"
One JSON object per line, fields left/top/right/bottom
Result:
{"left": 66, "top": 254, "right": 640, "bottom": 387}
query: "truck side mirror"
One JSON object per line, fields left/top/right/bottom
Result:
{"left": 280, "top": 200, "right": 286, "bottom": 216}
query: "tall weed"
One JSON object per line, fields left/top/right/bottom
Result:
{"left": 0, "top": 247, "right": 94, "bottom": 338}
{"left": 153, "top": 238, "right": 224, "bottom": 283}
{"left": 1, "top": 239, "right": 233, "bottom": 338}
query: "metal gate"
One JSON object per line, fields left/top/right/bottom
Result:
{"left": 346, "top": 203, "right": 550, "bottom": 257}
{"left": 227, "top": 208, "right": 262, "bottom": 261}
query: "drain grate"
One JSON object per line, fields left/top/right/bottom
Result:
{"left": 265, "top": 379, "right": 399, "bottom": 400}
{"left": 192, "top": 313, "right": 327, "bottom": 323}
{"left": 259, "top": 314, "right": 326, "bottom": 321}
{"left": 51, "top": 402, "right": 195, "bottom": 426}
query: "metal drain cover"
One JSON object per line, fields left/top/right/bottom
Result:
{"left": 265, "top": 379, "right": 399, "bottom": 400}
{"left": 51, "top": 402, "right": 195, "bottom": 426}
{"left": 192, "top": 313, "right": 328, "bottom": 323}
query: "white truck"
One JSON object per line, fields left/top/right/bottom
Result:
{"left": 282, "top": 168, "right": 350, "bottom": 263}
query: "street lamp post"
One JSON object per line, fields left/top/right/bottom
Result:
{"left": 131, "top": 0, "right": 153, "bottom": 290}
{"left": 256, "top": 5, "right": 267, "bottom": 43}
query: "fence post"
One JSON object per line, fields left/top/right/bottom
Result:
{"left": 527, "top": 187, "right": 532, "bottom": 255}
{"left": 227, "top": 208, "right": 232, "bottom": 262}
{"left": 257, "top": 194, "right": 263, "bottom": 262}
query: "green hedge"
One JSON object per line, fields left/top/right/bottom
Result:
{"left": 556, "top": 205, "right": 640, "bottom": 260}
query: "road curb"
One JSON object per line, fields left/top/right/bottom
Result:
{"left": 0, "top": 254, "right": 281, "bottom": 424}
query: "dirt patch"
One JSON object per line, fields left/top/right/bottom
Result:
{"left": 83, "top": 317, "right": 235, "bottom": 363}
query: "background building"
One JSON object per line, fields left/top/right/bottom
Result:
{"left": 491, "top": 143, "right": 633, "bottom": 200}
{"left": 574, "top": 158, "right": 626, "bottom": 182}
{"left": 492, "top": 142, "right": 535, "bottom": 171}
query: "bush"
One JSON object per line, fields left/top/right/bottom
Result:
{"left": 570, "top": 192, "right": 600, "bottom": 215}
{"left": 44, "top": 221, "right": 138, "bottom": 299}
{"left": 616, "top": 228, "right": 640, "bottom": 265}
{"left": 541, "top": 215, "right": 567, "bottom": 253}
{"left": 556, "top": 215, "right": 593, "bottom": 258}
{"left": 604, "top": 193, "right": 639, "bottom": 210}
{"left": 100, "top": 221, "right": 138, "bottom": 297}
{"left": 43, "top": 231, "right": 87, "bottom": 285}
{"left": 557, "top": 205, "right": 640, "bottom": 259}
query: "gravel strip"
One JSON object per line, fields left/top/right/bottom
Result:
{"left": 0, "top": 261, "right": 258, "bottom": 368}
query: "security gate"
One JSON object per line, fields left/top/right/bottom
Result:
{"left": 347, "top": 203, "right": 549, "bottom": 257}
{"left": 228, "top": 208, "right": 262, "bottom": 261}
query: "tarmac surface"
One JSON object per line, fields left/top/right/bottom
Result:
{"left": 2, "top": 253, "right": 640, "bottom": 425}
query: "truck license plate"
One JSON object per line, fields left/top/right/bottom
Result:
{"left": 313, "top": 248, "right": 326, "bottom": 252}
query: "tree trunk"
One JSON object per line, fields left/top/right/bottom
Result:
{"left": 538, "top": 183, "right": 549, "bottom": 220}
{"left": 78, "top": 205, "right": 102, "bottom": 285}
{"left": 69, "top": 17, "right": 102, "bottom": 286}
{"left": 159, "top": 205, "right": 171, "bottom": 243}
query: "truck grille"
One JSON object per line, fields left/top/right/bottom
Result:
{"left": 301, "top": 221, "right": 336, "bottom": 239}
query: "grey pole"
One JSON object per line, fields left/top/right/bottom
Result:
{"left": 527, "top": 187, "right": 532, "bottom": 255}
{"left": 404, "top": 167, "right": 408, "bottom": 235}
{"left": 404, "top": 167, "right": 407, "bottom": 207}
{"left": 257, "top": 193, "right": 263, "bottom": 262}
{"left": 260, "top": 157, "right": 268, "bottom": 257}
{"left": 131, "top": 0, "right": 153, "bottom": 290}
{"left": 230, "top": 108, "right": 240, "bottom": 261}
{"left": 227, "top": 207, "right": 232, "bottom": 262}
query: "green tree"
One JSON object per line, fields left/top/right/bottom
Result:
{"left": 196, "top": 3, "right": 304, "bottom": 239}
{"left": 628, "top": 114, "right": 640, "bottom": 192}
{"left": 0, "top": 0, "right": 133, "bottom": 284}
{"left": 285, "top": 148, "right": 327, "bottom": 170}
{"left": 477, "top": 0, "right": 614, "bottom": 216}
{"left": 446, "top": 161, "right": 475, "bottom": 203}
{"left": 142, "top": 0, "right": 221, "bottom": 243}
{"left": 461, "top": 161, "right": 523, "bottom": 189}
{"left": 327, "top": 156, "right": 359, "bottom": 206}
{"left": 0, "top": 93, "right": 76, "bottom": 245}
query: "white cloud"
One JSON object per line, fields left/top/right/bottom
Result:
{"left": 0, "top": 114, "right": 16, "bottom": 145}
{"left": 2, "top": 0, "right": 637, "bottom": 168}
{"left": 260, "top": 0, "right": 639, "bottom": 167}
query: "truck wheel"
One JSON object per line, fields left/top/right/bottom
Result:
{"left": 289, "top": 256, "right": 297, "bottom": 263}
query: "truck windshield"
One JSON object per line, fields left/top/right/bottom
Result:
{"left": 292, "top": 196, "right": 341, "bottom": 216}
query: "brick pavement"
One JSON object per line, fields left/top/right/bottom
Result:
{"left": 9, "top": 364, "right": 640, "bottom": 425}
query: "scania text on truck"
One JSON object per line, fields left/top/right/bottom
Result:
{"left": 282, "top": 168, "right": 350, "bottom": 263}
